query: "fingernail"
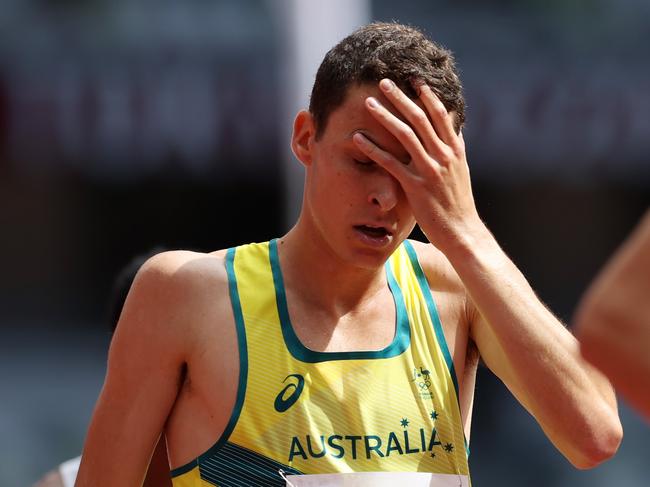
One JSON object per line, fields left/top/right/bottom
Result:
{"left": 380, "top": 79, "right": 394, "bottom": 92}
{"left": 366, "top": 97, "right": 379, "bottom": 108}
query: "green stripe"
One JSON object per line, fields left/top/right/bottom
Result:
{"left": 200, "top": 441, "right": 302, "bottom": 486}
{"left": 403, "top": 240, "right": 472, "bottom": 461}
{"left": 269, "top": 238, "right": 410, "bottom": 363}
{"left": 403, "top": 240, "right": 459, "bottom": 398}
{"left": 170, "top": 247, "right": 249, "bottom": 478}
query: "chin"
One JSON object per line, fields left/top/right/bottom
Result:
{"left": 345, "top": 241, "right": 400, "bottom": 270}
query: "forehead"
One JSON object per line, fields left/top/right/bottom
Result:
{"left": 321, "top": 82, "right": 414, "bottom": 162}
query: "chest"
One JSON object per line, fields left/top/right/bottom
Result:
{"left": 230, "top": 303, "right": 469, "bottom": 475}
{"left": 286, "top": 289, "right": 399, "bottom": 354}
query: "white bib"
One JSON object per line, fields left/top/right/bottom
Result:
{"left": 283, "top": 471, "right": 470, "bottom": 487}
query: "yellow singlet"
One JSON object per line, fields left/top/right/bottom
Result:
{"left": 171, "top": 239, "right": 470, "bottom": 486}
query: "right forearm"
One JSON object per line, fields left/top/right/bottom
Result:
{"left": 75, "top": 391, "right": 153, "bottom": 486}
{"left": 75, "top": 361, "right": 180, "bottom": 487}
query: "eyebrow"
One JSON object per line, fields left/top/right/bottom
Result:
{"left": 349, "top": 128, "right": 393, "bottom": 149}
{"left": 347, "top": 128, "right": 369, "bottom": 140}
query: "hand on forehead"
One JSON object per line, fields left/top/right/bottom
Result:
{"left": 336, "top": 80, "right": 458, "bottom": 165}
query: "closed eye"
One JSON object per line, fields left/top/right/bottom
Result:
{"left": 354, "top": 158, "right": 375, "bottom": 167}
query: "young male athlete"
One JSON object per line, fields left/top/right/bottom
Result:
{"left": 76, "top": 22, "right": 622, "bottom": 486}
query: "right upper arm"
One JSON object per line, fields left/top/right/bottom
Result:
{"left": 76, "top": 250, "right": 228, "bottom": 487}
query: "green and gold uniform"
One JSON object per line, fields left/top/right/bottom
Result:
{"left": 171, "top": 239, "right": 470, "bottom": 486}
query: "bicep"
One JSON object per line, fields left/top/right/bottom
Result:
{"left": 76, "top": 259, "right": 189, "bottom": 486}
{"left": 469, "top": 310, "right": 533, "bottom": 410}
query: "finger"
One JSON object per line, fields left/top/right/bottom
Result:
{"left": 364, "top": 96, "right": 431, "bottom": 169}
{"left": 352, "top": 132, "right": 415, "bottom": 185}
{"left": 378, "top": 78, "right": 444, "bottom": 157}
{"left": 417, "top": 84, "right": 459, "bottom": 148}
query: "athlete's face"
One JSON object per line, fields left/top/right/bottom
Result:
{"left": 292, "top": 83, "right": 417, "bottom": 268}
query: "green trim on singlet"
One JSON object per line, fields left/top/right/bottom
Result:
{"left": 198, "top": 441, "right": 303, "bottom": 486}
{"left": 403, "top": 240, "right": 472, "bottom": 460}
{"left": 170, "top": 247, "right": 249, "bottom": 479}
{"left": 403, "top": 240, "right": 460, "bottom": 398}
{"left": 269, "top": 238, "right": 410, "bottom": 363}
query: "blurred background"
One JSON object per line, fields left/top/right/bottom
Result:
{"left": 1, "top": 0, "right": 648, "bottom": 485}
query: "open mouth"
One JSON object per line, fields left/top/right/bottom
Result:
{"left": 354, "top": 225, "right": 391, "bottom": 239}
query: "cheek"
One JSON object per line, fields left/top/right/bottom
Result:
{"left": 398, "top": 207, "right": 417, "bottom": 234}
{"left": 327, "top": 169, "right": 360, "bottom": 201}
{"left": 311, "top": 171, "right": 352, "bottom": 218}
{"left": 404, "top": 218, "right": 417, "bottom": 237}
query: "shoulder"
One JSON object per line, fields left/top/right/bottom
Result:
{"left": 405, "top": 239, "right": 466, "bottom": 295}
{"left": 112, "top": 249, "right": 232, "bottom": 359}
{"left": 139, "top": 249, "right": 227, "bottom": 284}
{"left": 137, "top": 248, "right": 231, "bottom": 316}
{"left": 132, "top": 249, "right": 232, "bottom": 308}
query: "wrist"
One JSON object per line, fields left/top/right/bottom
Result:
{"left": 425, "top": 218, "right": 502, "bottom": 268}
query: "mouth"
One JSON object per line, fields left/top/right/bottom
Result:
{"left": 353, "top": 224, "right": 394, "bottom": 247}
{"left": 354, "top": 225, "right": 391, "bottom": 238}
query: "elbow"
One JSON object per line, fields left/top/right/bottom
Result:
{"left": 570, "top": 419, "right": 623, "bottom": 470}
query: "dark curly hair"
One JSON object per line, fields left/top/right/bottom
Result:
{"left": 309, "top": 22, "right": 465, "bottom": 139}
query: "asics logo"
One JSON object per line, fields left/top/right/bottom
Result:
{"left": 274, "top": 374, "right": 305, "bottom": 413}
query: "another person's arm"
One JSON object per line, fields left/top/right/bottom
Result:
{"left": 353, "top": 78, "right": 622, "bottom": 468}
{"left": 33, "top": 469, "right": 66, "bottom": 487}
{"left": 575, "top": 210, "right": 650, "bottom": 419}
{"left": 34, "top": 440, "right": 169, "bottom": 487}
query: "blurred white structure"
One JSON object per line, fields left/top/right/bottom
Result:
{"left": 271, "top": 0, "right": 371, "bottom": 228}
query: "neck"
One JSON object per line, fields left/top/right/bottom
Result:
{"left": 278, "top": 218, "right": 389, "bottom": 317}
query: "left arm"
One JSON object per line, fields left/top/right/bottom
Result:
{"left": 353, "top": 78, "right": 622, "bottom": 468}
{"left": 452, "top": 225, "right": 621, "bottom": 469}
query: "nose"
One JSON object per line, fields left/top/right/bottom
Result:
{"left": 368, "top": 172, "right": 401, "bottom": 212}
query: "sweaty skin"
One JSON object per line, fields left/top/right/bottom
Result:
{"left": 75, "top": 80, "right": 622, "bottom": 487}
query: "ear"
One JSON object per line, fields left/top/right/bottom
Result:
{"left": 291, "top": 110, "right": 316, "bottom": 167}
